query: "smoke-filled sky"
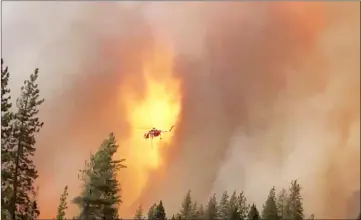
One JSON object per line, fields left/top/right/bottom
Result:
{"left": 2, "top": 2, "right": 360, "bottom": 219}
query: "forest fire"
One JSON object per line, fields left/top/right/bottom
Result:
{"left": 117, "top": 43, "right": 181, "bottom": 208}
{"left": 2, "top": 1, "right": 359, "bottom": 219}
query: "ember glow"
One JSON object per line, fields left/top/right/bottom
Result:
{"left": 117, "top": 42, "right": 181, "bottom": 207}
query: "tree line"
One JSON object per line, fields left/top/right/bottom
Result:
{"left": 1, "top": 59, "right": 357, "bottom": 220}
{"left": 137, "top": 182, "right": 308, "bottom": 220}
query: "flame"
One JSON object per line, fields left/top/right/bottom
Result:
{"left": 117, "top": 42, "right": 181, "bottom": 210}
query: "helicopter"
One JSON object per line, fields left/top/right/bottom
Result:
{"left": 142, "top": 126, "right": 175, "bottom": 148}
{"left": 144, "top": 126, "right": 175, "bottom": 140}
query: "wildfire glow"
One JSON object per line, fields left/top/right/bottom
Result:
{"left": 117, "top": 42, "right": 181, "bottom": 208}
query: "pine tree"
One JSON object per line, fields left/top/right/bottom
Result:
{"left": 205, "top": 193, "right": 218, "bottom": 220}
{"left": 24, "top": 186, "right": 40, "bottom": 220}
{"left": 219, "top": 191, "right": 230, "bottom": 220}
{"left": 73, "top": 133, "right": 126, "bottom": 220}
{"left": 74, "top": 188, "right": 96, "bottom": 220}
{"left": 25, "top": 199, "right": 40, "bottom": 220}
{"left": 197, "top": 204, "right": 205, "bottom": 219}
{"left": 247, "top": 204, "right": 260, "bottom": 220}
{"left": 284, "top": 180, "right": 304, "bottom": 220}
{"left": 10, "top": 68, "right": 44, "bottom": 220}
{"left": 1, "top": 59, "right": 13, "bottom": 220}
{"left": 1, "top": 58, "right": 13, "bottom": 146}
{"left": 229, "top": 191, "right": 238, "bottom": 217}
{"left": 229, "top": 207, "right": 241, "bottom": 220}
{"left": 180, "top": 190, "right": 193, "bottom": 219}
{"left": 308, "top": 214, "right": 315, "bottom": 220}
{"left": 262, "top": 187, "right": 280, "bottom": 220}
{"left": 276, "top": 188, "right": 287, "bottom": 219}
{"left": 134, "top": 205, "right": 144, "bottom": 220}
{"left": 148, "top": 204, "right": 157, "bottom": 220}
{"left": 237, "top": 191, "right": 250, "bottom": 220}
{"left": 155, "top": 200, "right": 166, "bottom": 220}
{"left": 56, "top": 186, "right": 69, "bottom": 220}
{"left": 190, "top": 201, "right": 198, "bottom": 219}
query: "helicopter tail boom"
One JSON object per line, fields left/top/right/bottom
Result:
{"left": 160, "top": 126, "right": 175, "bottom": 133}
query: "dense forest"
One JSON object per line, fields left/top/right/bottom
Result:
{"left": 0, "top": 59, "right": 354, "bottom": 220}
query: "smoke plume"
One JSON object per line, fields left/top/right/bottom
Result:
{"left": 2, "top": 2, "right": 359, "bottom": 219}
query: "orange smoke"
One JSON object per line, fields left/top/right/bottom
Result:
{"left": 116, "top": 41, "right": 181, "bottom": 213}
{"left": 270, "top": 2, "right": 326, "bottom": 49}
